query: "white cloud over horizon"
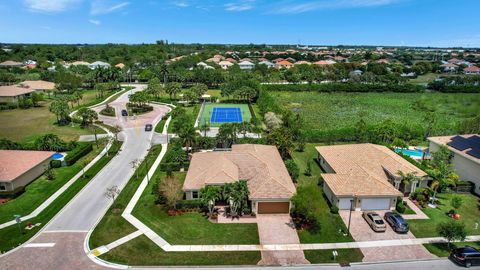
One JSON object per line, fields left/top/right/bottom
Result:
{"left": 23, "top": 0, "right": 82, "bottom": 12}
{"left": 90, "top": 0, "right": 129, "bottom": 15}
{"left": 225, "top": 0, "right": 255, "bottom": 11}
{"left": 272, "top": 0, "right": 404, "bottom": 14}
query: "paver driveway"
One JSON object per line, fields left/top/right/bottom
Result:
{"left": 339, "top": 210, "right": 435, "bottom": 262}
{"left": 256, "top": 214, "right": 309, "bottom": 265}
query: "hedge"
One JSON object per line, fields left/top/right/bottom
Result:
{"left": 64, "top": 143, "right": 93, "bottom": 166}
{"left": 436, "top": 85, "right": 480, "bottom": 93}
{"left": 177, "top": 199, "right": 203, "bottom": 210}
{"left": 50, "top": 160, "right": 62, "bottom": 168}
{"left": 159, "top": 162, "right": 190, "bottom": 172}
{"left": 261, "top": 83, "right": 425, "bottom": 93}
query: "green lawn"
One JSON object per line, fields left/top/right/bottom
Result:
{"left": 167, "top": 104, "right": 199, "bottom": 133}
{"left": 132, "top": 171, "right": 260, "bottom": 245}
{"left": 408, "top": 193, "right": 480, "bottom": 238}
{"left": 89, "top": 145, "right": 163, "bottom": 248}
{"left": 272, "top": 91, "right": 479, "bottom": 137}
{"left": 0, "top": 142, "right": 100, "bottom": 224}
{"left": 424, "top": 242, "right": 480, "bottom": 257}
{"left": 304, "top": 248, "right": 364, "bottom": 264}
{"left": 100, "top": 235, "right": 261, "bottom": 266}
{"left": 0, "top": 140, "right": 122, "bottom": 253}
{"left": 291, "top": 144, "right": 356, "bottom": 244}
{"left": 198, "top": 103, "right": 252, "bottom": 127}
{"left": 408, "top": 73, "right": 439, "bottom": 85}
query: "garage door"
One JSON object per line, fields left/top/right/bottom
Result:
{"left": 361, "top": 198, "right": 391, "bottom": 210}
{"left": 257, "top": 202, "right": 290, "bottom": 214}
{"left": 338, "top": 198, "right": 353, "bottom": 210}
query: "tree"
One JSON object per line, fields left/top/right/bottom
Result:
{"left": 437, "top": 220, "right": 467, "bottom": 248}
{"left": 397, "top": 171, "right": 418, "bottom": 193}
{"left": 130, "top": 158, "right": 141, "bottom": 179}
{"left": 264, "top": 112, "right": 283, "bottom": 131}
{"left": 111, "top": 125, "right": 122, "bottom": 141}
{"left": 147, "top": 77, "right": 163, "bottom": 98}
{"left": 216, "top": 123, "right": 239, "bottom": 148}
{"left": 355, "top": 118, "right": 369, "bottom": 143}
{"left": 77, "top": 107, "right": 98, "bottom": 127}
{"left": 165, "top": 82, "right": 182, "bottom": 100}
{"left": 200, "top": 185, "right": 222, "bottom": 216}
{"left": 450, "top": 195, "right": 463, "bottom": 214}
{"left": 304, "top": 161, "right": 312, "bottom": 176}
{"left": 159, "top": 174, "right": 183, "bottom": 210}
{"left": 34, "top": 134, "right": 67, "bottom": 151}
{"left": 49, "top": 99, "right": 70, "bottom": 124}
{"left": 222, "top": 181, "right": 249, "bottom": 217}
{"left": 285, "top": 159, "right": 300, "bottom": 182}
{"left": 177, "top": 125, "right": 197, "bottom": 153}
{"left": 104, "top": 185, "right": 121, "bottom": 201}
{"left": 267, "top": 127, "right": 294, "bottom": 159}
{"left": 199, "top": 121, "right": 210, "bottom": 137}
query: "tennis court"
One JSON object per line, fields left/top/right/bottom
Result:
{"left": 198, "top": 103, "right": 252, "bottom": 127}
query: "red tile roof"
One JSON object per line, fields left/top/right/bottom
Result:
{"left": 0, "top": 150, "right": 55, "bottom": 182}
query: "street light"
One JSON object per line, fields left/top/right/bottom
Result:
{"left": 347, "top": 197, "right": 355, "bottom": 236}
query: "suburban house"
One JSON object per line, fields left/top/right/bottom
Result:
{"left": 0, "top": 85, "right": 35, "bottom": 102}
{"left": 70, "top": 61, "right": 90, "bottom": 67}
{"left": 218, "top": 60, "right": 234, "bottom": 70}
{"left": 0, "top": 60, "right": 24, "bottom": 68}
{"left": 196, "top": 62, "right": 214, "bottom": 69}
{"left": 258, "top": 60, "right": 275, "bottom": 68}
{"left": 464, "top": 66, "right": 480, "bottom": 75}
{"left": 19, "top": 80, "right": 55, "bottom": 92}
{"left": 275, "top": 60, "right": 294, "bottom": 69}
{"left": 440, "top": 63, "right": 458, "bottom": 72}
{"left": 183, "top": 144, "right": 296, "bottom": 214}
{"left": 0, "top": 150, "right": 55, "bottom": 193}
{"left": 115, "top": 63, "right": 125, "bottom": 69}
{"left": 428, "top": 134, "right": 480, "bottom": 195}
{"left": 88, "top": 61, "right": 111, "bottom": 69}
{"left": 238, "top": 61, "right": 255, "bottom": 70}
{"left": 294, "top": 61, "right": 311, "bottom": 66}
{"left": 316, "top": 144, "right": 428, "bottom": 211}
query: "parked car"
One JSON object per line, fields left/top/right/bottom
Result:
{"left": 384, "top": 212, "right": 409, "bottom": 233}
{"left": 450, "top": 246, "right": 480, "bottom": 268}
{"left": 145, "top": 124, "right": 153, "bottom": 131}
{"left": 121, "top": 109, "right": 128, "bottom": 116}
{"left": 362, "top": 211, "right": 386, "bottom": 232}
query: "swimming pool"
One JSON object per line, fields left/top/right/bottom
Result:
{"left": 52, "top": 153, "right": 64, "bottom": 160}
{"left": 394, "top": 148, "right": 428, "bottom": 158}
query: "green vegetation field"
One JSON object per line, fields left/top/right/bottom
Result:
{"left": 273, "top": 91, "right": 479, "bottom": 137}
{"left": 198, "top": 103, "right": 252, "bottom": 127}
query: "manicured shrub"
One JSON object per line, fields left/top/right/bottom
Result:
{"left": 50, "top": 159, "right": 62, "bottom": 168}
{"left": 330, "top": 205, "right": 339, "bottom": 214}
{"left": 285, "top": 159, "right": 299, "bottom": 183}
{"left": 64, "top": 143, "right": 93, "bottom": 166}
{"left": 396, "top": 199, "right": 406, "bottom": 214}
{"left": 177, "top": 200, "right": 203, "bottom": 210}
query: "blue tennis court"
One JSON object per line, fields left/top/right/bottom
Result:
{"left": 210, "top": 107, "right": 243, "bottom": 123}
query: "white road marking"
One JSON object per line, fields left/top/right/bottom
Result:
{"left": 24, "top": 243, "right": 56, "bottom": 248}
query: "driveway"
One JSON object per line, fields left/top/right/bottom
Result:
{"left": 256, "top": 214, "right": 309, "bottom": 265}
{"left": 339, "top": 210, "right": 435, "bottom": 262}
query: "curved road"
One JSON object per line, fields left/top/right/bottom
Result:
{"left": 0, "top": 85, "right": 462, "bottom": 270}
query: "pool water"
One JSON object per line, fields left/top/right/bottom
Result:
{"left": 394, "top": 148, "right": 428, "bottom": 158}
{"left": 52, "top": 153, "right": 64, "bottom": 160}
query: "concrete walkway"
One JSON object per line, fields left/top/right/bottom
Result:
{"left": 0, "top": 126, "right": 114, "bottom": 230}
{"left": 402, "top": 198, "right": 429, "bottom": 220}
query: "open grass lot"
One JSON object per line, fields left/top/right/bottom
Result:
{"left": 408, "top": 193, "right": 480, "bottom": 238}
{"left": 424, "top": 242, "right": 480, "bottom": 257}
{"left": 408, "top": 73, "right": 440, "bottom": 85}
{"left": 132, "top": 171, "right": 260, "bottom": 245}
{"left": 0, "top": 140, "right": 122, "bottom": 253}
{"left": 198, "top": 103, "right": 252, "bottom": 127}
{"left": 100, "top": 235, "right": 261, "bottom": 266}
{"left": 0, "top": 142, "right": 100, "bottom": 224}
{"left": 273, "top": 91, "right": 480, "bottom": 136}
{"left": 89, "top": 145, "right": 163, "bottom": 248}
{"left": 291, "top": 144, "right": 356, "bottom": 244}
{"left": 304, "top": 248, "right": 364, "bottom": 264}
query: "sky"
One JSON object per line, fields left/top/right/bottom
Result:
{"left": 0, "top": 0, "right": 479, "bottom": 47}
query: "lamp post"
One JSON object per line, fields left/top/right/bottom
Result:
{"left": 347, "top": 197, "right": 355, "bottom": 236}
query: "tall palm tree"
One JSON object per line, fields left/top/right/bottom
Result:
{"left": 178, "top": 125, "right": 197, "bottom": 153}
{"left": 200, "top": 186, "right": 221, "bottom": 215}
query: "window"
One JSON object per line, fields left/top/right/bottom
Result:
{"left": 0, "top": 184, "right": 6, "bottom": 191}
{"left": 192, "top": 191, "right": 198, "bottom": 199}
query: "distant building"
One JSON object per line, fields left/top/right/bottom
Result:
{"left": 440, "top": 63, "right": 458, "bottom": 72}
{"left": 0, "top": 85, "right": 35, "bottom": 102}
{"left": 294, "top": 61, "right": 311, "bottom": 66}
{"left": 0, "top": 150, "right": 55, "bottom": 193}
{"left": 88, "top": 61, "right": 111, "bottom": 69}
{"left": 19, "top": 80, "right": 56, "bottom": 92}
{"left": 115, "top": 63, "right": 125, "bottom": 69}
{"left": 275, "top": 60, "right": 294, "bottom": 69}
{"left": 464, "top": 66, "right": 480, "bottom": 75}
{"left": 0, "top": 60, "right": 23, "bottom": 68}
{"left": 218, "top": 60, "right": 234, "bottom": 70}
{"left": 258, "top": 60, "right": 275, "bottom": 68}
{"left": 196, "top": 62, "right": 214, "bottom": 69}
{"left": 238, "top": 61, "right": 254, "bottom": 70}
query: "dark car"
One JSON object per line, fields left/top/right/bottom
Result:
{"left": 145, "top": 124, "right": 153, "bottom": 132}
{"left": 384, "top": 212, "right": 409, "bottom": 233}
{"left": 121, "top": 109, "right": 128, "bottom": 116}
{"left": 450, "top": 246, "right": 480, "bottom": 268}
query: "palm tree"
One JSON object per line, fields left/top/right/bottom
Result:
{"left": 199, "top": 121, "right": 210, "bottom": 137}
{"left": 165, "top": 82, "right": 181, "bottom": 100}
{"left": 77, "top": 107, "right": 98, "bottom": 127}
{"left": 200, "top": 186, "right": 222, "bottom": 216}
{"left": 397, "top": 171, "right": 418, "bottom": 194}
{"left": 178, "top": 125, "right": 197, "bottom": 153}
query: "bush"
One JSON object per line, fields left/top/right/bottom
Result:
{"left": 177, "top": 200, "right": 203, "bottom": 210}
{"left": 285, "top": 159, "right": 299, "bottom": 183}
{"left": 50, "top": 159, "right": 62, "bottom": 168}
{"left": 159, "top": 162, "right": 190, "bottom": 172}
{"left": 261, "top": 82, "right": 425, "bottom": 93}
{"left": 64, "top": 143, "right": 93, "bottom": 166}
{"left": 99, "top": 106, "right": 115, "bottom": 116}
{"left": 396, "top": 199, "right": 407, "bottom": 214}
{"left": 330, "top": 205, "right": 339, "bottom": 214}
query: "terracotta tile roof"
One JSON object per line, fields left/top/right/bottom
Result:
{"left": 316, "top": 144, "right": 426, "bottom": 197}
{"left": 115, "top": 63, "right": 125, "bottom": 69}
{"left": 276, "top": 60, "right": 293, "bottom": 66}
{"left": 183, "top": 144, "right": 296, "bottom": 200}
{"left": 0, "top": 150, "right": 55, "bottom": 182}
{"left": 0, "top": 60, "right": 23, "bottom": 67}
{"left": 464, "top": 66, "right": 480, "bottom": 72}
{"left": 19, "top": 80, "right": 55, "bottom": 90}
{"left": 71, "top": 61, "right": 90, "bottom": 66}
{"left": 294, "top": 61, "right": 311, "bottom": 65}
{"left": 0, "top": 85, "right": 35, "bottom": 97}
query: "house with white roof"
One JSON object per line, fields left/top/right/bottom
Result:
{"left": 238, "top": 61, "right": 254, "bottom": 70}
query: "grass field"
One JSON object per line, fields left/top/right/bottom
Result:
{"left": 424, "top": 242, "right": 480, "bottom": 257}
{"left": 0, "top": 140, "right": 122, "bottom": 253}
{"left": 408, "top": 193, "right": 480, "bottom": 238}
{"left": 198, "top": 103, "right": 252, "bottom": 127}
{"left": 273, "top": 91, "right": 479, "bottom": 136}
{"left": 304, "top": 248, "right": 364, "bottom": 264}
{"left": 132, "top": 171, "right": 260, "bottom": 245}
{"left": 100, "top": 235, "right": 261, "bottom": 266}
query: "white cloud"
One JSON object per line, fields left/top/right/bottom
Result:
{"left": 90, "top": 0, "right": 129, "bottom": 15}
{"left": 23, "top": 0, "right": 82, "bottom": 12}
{"left": 225, "top": 0, "right": 255, "bottom": 11}
{"left": 89, "top": 19, "right": 101, "bottom": 25}
{"left": 172, "top": 1, "right": 190, "bottom": 8}
{"left": 272, "top": 0, "right": 404, "bottom": 14}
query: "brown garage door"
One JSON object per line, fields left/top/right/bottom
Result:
{"left": 257, "top": 202, "right": 290, "bottom": 214}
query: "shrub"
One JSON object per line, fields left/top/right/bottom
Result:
{"left": 159, "top": 162, "right": 190, "bottom": 172}
{"left": 330, "top": 205, "right": 339, "bottom": 214}
{"left": 50, "top": 159, "right": 62, "bottom": 168}
{"left": 285, "top": 159, "right": 299, "bottom": 183}
{"left": 261, "top": 82, "right": 424, "bottom": 93}
{"left": 177, "top": 200, "right": 203, "bottom": 210}
{"left": 64, "top": 143, "right": 93, "bottom": 166}
{"left": 396, "top": 199, "right": 406, "bottom": 214}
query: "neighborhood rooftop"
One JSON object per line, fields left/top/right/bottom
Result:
{"left": 0, "top": 150, "right": 55, "bottom": 182}
{"left": 183, "top": 144, "right": 296, "bottom": 200}
{"left": 428, "top": 134, "right": 480, "bottom": 163}
{"left": 0, "top": 85, "right": 35, "bottom": 97}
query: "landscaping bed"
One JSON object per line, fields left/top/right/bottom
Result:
{"left": 304, "top": 248, "right": 364, "bottom": 264}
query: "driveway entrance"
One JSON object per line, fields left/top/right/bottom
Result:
{"left": 256, "top": 214, "right": 309, "bottom": 265}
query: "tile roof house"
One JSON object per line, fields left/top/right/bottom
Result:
{"left": 464, "top": 66, "right": 480, "bottom": 75}
{"left": 0, "top": 150, "right": 55, "bottom": 192}
{"left": 0, "top": 60, "right": 24, "bottom": 68}
{"left": 218, "top": 60, "right": 234, "bottom": 70}
{"left": 88, "top": 61, "right": 111, "bottom": 69}
{"left": 275, "top": 60, "right": 294, "bottom": 69}
{"left": 238, "top": 61, "right": 255, "bottom": 70}
{"left": 440, "top": 63, "right": 458, "bottom": 72}
{"left": 0, "top": 85, "right": 36, "bottom": 102}
{"left": 428, "top": 134, "right": 480, "bottom": 195}
{"left": 19, "top": 80, "right": 56, "bottom": 92}
{"left": 183, "top": 144, "right": 296, "bottom": 214}
{"left": 258, "top": 60, "right": 275, "bottom": 68}
{"left": 294, "top": 61, "right": 311, "bottom": 66}
{"left": 316, "top": 144, "right": 428, "bottom": 211}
